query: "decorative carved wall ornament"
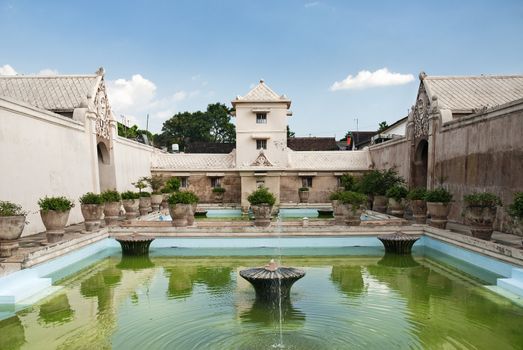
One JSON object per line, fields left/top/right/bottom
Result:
{"left": 93, "top": 80, "right": 112, "bottom": 140}
{"left": 251, "top": 151, "right": 273, "bottom": 167}
{"left": 413, "top": 86, "right": 429, "bottom": 139}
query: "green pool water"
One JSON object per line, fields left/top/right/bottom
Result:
{"left": 1, "top": 248, "right": 523, "bottom": 350}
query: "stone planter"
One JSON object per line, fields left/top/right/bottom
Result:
{"left": 169, "top": 203, "right": 190, "bottom": 227}
{"left": 464, "top": 205, "right": 498, "bottom": 240}
{"left": 186, "top": 203, "right": 197, "bottom": 226}
{"left": 411, "top": 199, "right": 427, "bottom": 224}
{"left": 161, "top": 193, "right": 170, "bottom": 211}
{"left": 40, "top": 209, "right": 70, "bottom": 243}
{"left": 332, "top": 200, "right": 345, "bottom": 225}
{"left": 373, "top": 195, "right": 388, "bottom": 213}
{"left": 80, "top": 204, "right": 104, "bottom": 232}
{"left": 214, "top": 192, "right": 224, "bottom": 204}
{"left": 251, "top": 204, "right": 272, "bottom": 227}
{"left": 139, "top": 197, "right": 152, "bottom": 216}
{"left": 298, "top": 190, "right": 309, "bottom": 203}
{"left": 0, "top": 215, "right": 25, "bottom": 257}
{"left": 426, "top": 202, "right": 450, "bottom": 229}
{"left": 343, "top": 204, "right": 363, "bottom": 226}
{"left": 104, "top": 201, "right": 121, "bottom": 226}
{"left": 151, "top": 194, "right": 163, "bottom": 211}
{"left": 388, "top": 198, "right": 405, "bottom": 218}
{"left": 122, "top": 199, "right": 139, "bottom": 220}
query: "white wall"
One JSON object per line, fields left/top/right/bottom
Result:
{"left": 0, "top": 98, "right": 96, "bottom": 236}
{"left": 113, "top": 137, "right": 154, "bottom": 192}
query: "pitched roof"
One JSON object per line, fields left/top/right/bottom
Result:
{"left": 232, "top": 80, "right": 291, "bottom": 107}
{"left": 0, "top": 74, "right": 101, "bottom": 111}
{"left": 288, "top": 150, "right": 371, "bottom": 171}
{"left": 287, "top": 137, "right": 339, "bottom": 151}
{"left": 422, "top": 74, "right": 523, "bottom": 113}
{"left": 152, "top": 152, "right": 235, "bottom": 170}
{"left": 185, "top": 142, "right": 235, "bottom": 154}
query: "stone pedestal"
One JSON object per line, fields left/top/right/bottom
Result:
{"left": 0, "top": 240, "right": 19, "bottom": 258}
{"left": 115, "top": 234, "right": 155, "bottom": 256}
{"left": 377, "top": 232, "right": 420, "bottom": 254}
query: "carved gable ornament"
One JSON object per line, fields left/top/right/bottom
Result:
{"left": 251, "top": 151, "right": 273, "bottom": 167}
{"left": 94, "top": 79, "right": 112, "bottom": 140}
{"left": 413, "top": 86, "right": 430, "bottom": 139}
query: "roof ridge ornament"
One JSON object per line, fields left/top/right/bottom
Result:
{"left": 251, "top": 151, "right": 273, "bottom": 167}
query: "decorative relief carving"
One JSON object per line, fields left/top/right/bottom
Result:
{"left": 413, "top": 88, "right": 429, "bottom": 139}
{"left": 251, "top": 151, "right": 273, "bottom": 167}
{"left": 93, "top": 80, "right": 112, "bottom": 140}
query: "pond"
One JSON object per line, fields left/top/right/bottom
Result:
{"left": 1, "top": 246, "right": 522, "bottom": 349}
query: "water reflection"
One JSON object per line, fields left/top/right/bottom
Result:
{"left": 377, "top": 254, "right": 420, "bottom": 268}
{"left": 330, "top": 265, "right": 365, "bottom": 296}
{"left": 240, "top": 298, "right": 306, "bottom": 328}
{"left": 0, "top": 315, "right": 25, "bottom": 350}
{"left": 116, "top": 255, "right": 155, "bottom": 270}
{"left": 38, "top": 293, "right": 74, "bottom": 326}
{"left": 165, "top": 265, "right": 233, "bottom": 299}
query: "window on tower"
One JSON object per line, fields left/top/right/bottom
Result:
{"left": 256, "top": 139, "right": 267, "bottom": 150}
{"left": 256, "top": 113, "right": 267, "bottom": 124}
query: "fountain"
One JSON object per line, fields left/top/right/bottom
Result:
{"left": 377, "top": 231, "right": 420, "bottom": 254}
{"left": 115, "top": 234, "right": 155, "bottom": 256}
{"left": 239, "top": 260, "right": 305, "bottom": 301}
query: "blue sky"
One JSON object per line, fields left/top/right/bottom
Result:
{"left": 1, "top": 0, "right": 522, "bottom": 136}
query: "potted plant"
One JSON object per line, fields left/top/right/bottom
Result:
{"left": 463, "top": 192, "right": 502, "bottom": 240}
{"left": 407, "top": 188, "right": 427, "bottom": 224}
{"left": 138, "top": 192, "right": 152, "bottom": 216}
{"left": 162, "top": 177, "right": 181, "bottom": 209}
{"left": 0, "top": 201, "right": 27, "bottom": 257}
{"left": 121, "top": 191, "right": 140, "bottom": 219}
{"left": 424, "top": 188, "right": 453, "bottom": 229}
{"left": 101, "top": 190, "right": 121, "bottom": 226}
{"left": 79, "top": 192, "right": 104, "bottom": 232}
{"left": 144, "top": 175, "right": 164, "bottom": 211}
{"left": 38, "top": 196, "right": 74, "bottom": 243}
{"left": 386, "top": 185, "right": 408, "bottom": 218}
{"left": 360, "top": 169, "right": 404, "bottom": 213}
{"left": 183, "top": 191, "right": 199, "bottom": 226}
{"left": 212, "top": 187, "right": 226, "bottom": 203}
{"left": 329, "top": 191, "right": 345, "bottom": 225}
{"left": 298, "top": 187, "right": 309, "bottom": 203}
{"left": 508, "top": 192, "right": 523, "bottom": 237}
{"left": 167, "top": 191, "right": 193, "bottom": 227}
{"left": 248, "top": 187, "right": 276, "bottom": 227}
{"left": 339, "top": 191, "right": 367, "bottom": 226}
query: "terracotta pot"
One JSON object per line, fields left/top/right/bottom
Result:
{"left": 104, "top": 201, "right": 121, "bottom": 226}
{"left": 298, "top": 190, "right": 309, "bottom": 203}
{"left": 464, "top": 205, "right": 498, "bottom": 240}
{"left": 40, "top": 209, "right": 70, "bottom": 243}
{"left": 251, "top": 204, "right": 272, "bottom": 227}
{"left": 411, "top": 199, "right": 427, "bottom": 224}
{"left": 373, "top": 195, "right": 388, "bottom": 213}
{"left": 343, "top": 204, "right": 363, "bottom": 226}
{"left": 0, "top": 216, "right": 25, "bottom": 240}
{"left": 186, "top": 203, "right": 197, "bottom": 226}
{"left": 388, "top": 198, "right": 405, "bottom": 218}
{"left": 80, "top": 204, "right": 104, "bottom": 231}
{"left": 169, "top": 203, "right": 190, "bottom": 227}
{"left": 139, "top": 197, "right": 152, "bottom": 216}
{"left": 122, "top": 199, "right": 139, "bottom": 220}
{"left": 332, "top": 200, "right": 345, "bottom": 225}
{"left": 151, "top": 194, "right": 163, "bottom": 211}
{"left": 426, "top": 202, "right": 450, "bottom": 229}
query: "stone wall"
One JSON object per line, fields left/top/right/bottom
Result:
{"left": 113, "top": 137, "right": 155, "bottom": 192}
{"left": 280, "top": 173, "right": 340, "bottom": 203}
{"left": 368, "top": 138, "right": 411, "bottom": 183}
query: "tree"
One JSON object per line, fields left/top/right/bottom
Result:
{"left": 287, "top": 125, "right": 295, "bottom": 138}
{"left": 157, "top": 103, "right": 236, "bottom": 150}
{"left": 118, "top": 122, "right": 155, "bottom": 145}
{"left": 378, "top": 121, "right": 389, "bottom": 133}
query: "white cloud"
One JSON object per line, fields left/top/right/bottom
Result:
{"left": 37, "top": 68, "right": 59, "bottom": 76}
{"left": 173, "top": 91, "right": 187, "bottom": 102}
{"left": 0, "top": 64, "right": 17, "bottom": 75}
{"left": 304, "top": 1, "right": 319, "bottom": 8}
{"left": 107, "top": 74, "right": 157, "bottom": 110}
{"left": 330, "top": 68, "right": 414, "bottom": 91}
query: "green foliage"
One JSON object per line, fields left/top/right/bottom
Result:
{"left": 158, "top": 103, "right": 235, "bottom": 150}
{"left": 386, "top": 185, "right": 408, "bottom": 201}
{"left": 144, "top": 175, "right": 164, "bottom": 192}
{"left": 79, "top": 193, "right": 104, "bottom": 205}
{"left": 287, "top": 125, "right": 295, "bottom": 138}
{"left": 163, "top": 177, "right": 181, "bottom": 193}
{"left": 407, "top": 187, "right": 427, "bottom": 200}
{"left": 424, "top": 188, "right": 453, "bottom": 203}
{"left": 509, "top": 192, "right": 523, "bottom": 219}
{"left": 339, "top": 173, "right": 360, "bottom": 191}
{"left": 38, "top": 196, "right": 74, "bottom": 212}
{"left": 0, "top": 200, "right": 26, "bottom": 216}
{"left": 338, "top": 191, "right": 367, "bottom": 206}
{"left": 359, "top": 169, "right": 404, "bottom": 195}
{"left": 132, "top": 178, "right": 148, "bottom": 192}
{"left": 167, "top": 191, "right": 199, "bottom": 205}
{"left": 101, "top": 190, "right": 121, "bottom": 203}
{"left": 212, "top": 187, "right": 226, "bottom": 193}
{"left": 139, "top": 192, "right": 151, "bottom": 198}
{"left": 378, "top": 121, "right": 389, "bottom": 133}
{"left": 299, "top": 187, "right": 309, "bottom": 192}
{"left": 247, "top": 187, "right": 276, "bottom": 206}
{"left": 117, "top": 123, "right": 155, "bottom": 144}
{"left": 464, "top": 192, "right": 501, "bottom": 208}
{"left": 121, "top": 191, "right": 140, "bottom": 200}
{"left": 329, "top": 191, "right": 343, "bottom": 201}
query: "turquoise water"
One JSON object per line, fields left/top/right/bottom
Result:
{"left": 1, "top": 247, "right": 522, "bottom": 349}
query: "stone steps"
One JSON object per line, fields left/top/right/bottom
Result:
{"left": 496, "top": 267, "right": 523, "bottom": 298}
